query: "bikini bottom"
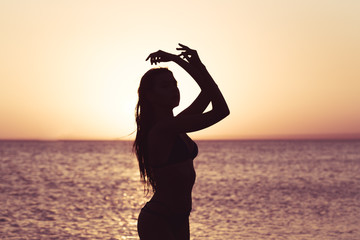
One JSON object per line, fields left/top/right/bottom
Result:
{"left": 138, "top": 200, "right": 190, "bottom": 239}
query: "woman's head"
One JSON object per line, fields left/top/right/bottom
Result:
{"left": 139, "top": 68, "right": 180, "bottom": 110}
{"left": 134, "top": 67, "right": 179, "bottom": 193}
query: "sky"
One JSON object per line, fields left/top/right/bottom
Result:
{"left": 1, "top": 0, "right": 360, "bottom": 140}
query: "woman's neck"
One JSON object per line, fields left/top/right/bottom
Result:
{"left": 152, "top": 106, "right": 174, "bottom": 122}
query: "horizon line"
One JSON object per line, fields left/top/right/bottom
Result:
{"left": 1, "top": 133, "right": 360, "bottom": 142}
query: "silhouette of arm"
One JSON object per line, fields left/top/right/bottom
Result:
{"left": 177, "top": 90, "right": 210, "bottom": 117}
{"left": 146, "top": 44, "right": 230, "bottom": 133}
{"left": 174, "top": 44, "right": 219, "bottom": 117}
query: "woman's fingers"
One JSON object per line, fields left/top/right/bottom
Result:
{"left": 176, "top": 43, "right": 195, "bottom": 54}
{"left": 146, "top": 52, "right": 159, "bottom": 65}
{"left": 152, "top": 56, "right": 158, "bottom": 65}
{"left": 177, "top": 43, "right": 190, "bottom": 50}
{"left": 179, "top": 52, "right": 190, "bottom": 58}
{"left": 176, "top": 44, "right": 199, "bottom": 64}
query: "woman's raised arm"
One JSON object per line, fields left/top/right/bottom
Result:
{"left": 146, "top": 44, "right": 230, "bottom": 133}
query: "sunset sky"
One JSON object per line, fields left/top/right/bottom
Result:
{"left": 1, "top": 0, "right": 360, "bottom": 140}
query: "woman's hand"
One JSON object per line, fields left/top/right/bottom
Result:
{"left": 145, "top": 50, "right": 178, "bottom": 65}
{"left": 145, "top": 44, "right": 202, "bottom": 67}
{"left": 176, "top": 43, "right": 202, "bottom": 66}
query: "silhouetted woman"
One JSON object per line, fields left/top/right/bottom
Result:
{"left": 134, "top": 44, "right": 229, "bottom": 240}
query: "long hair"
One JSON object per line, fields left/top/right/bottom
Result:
{"left": 133, "top": 68, "right": 172, "bottom": 194}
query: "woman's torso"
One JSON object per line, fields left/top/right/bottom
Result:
{"left": 147, "top": 133, "right": 198, "bottom": 214}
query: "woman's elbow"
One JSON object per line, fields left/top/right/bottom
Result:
{"left": 223, "top": 108, "right": 230, "bottom": 118}
{"left": 223, "top": 103, "right": 230, "bottom": 116}
{"left": 219, "top": 106, "right": 230, "bottom": 119}
{"left": 212, "top": 102, "right": 230, "bottom": 121}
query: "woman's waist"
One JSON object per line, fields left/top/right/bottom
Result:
{"left": 146, "top": 195, "right": 192, "bottom": 216}
{"left": 154, "top": 182, "right": 195, "bottom": 195}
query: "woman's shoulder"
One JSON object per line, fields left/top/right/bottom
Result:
{"left": 148, "top": 123, "right": 176, "bottom": 142}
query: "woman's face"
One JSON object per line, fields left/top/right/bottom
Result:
{"left": 149, "top": 72, "right": 180, "bottom": 109}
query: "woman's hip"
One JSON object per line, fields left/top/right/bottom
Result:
{"left": 137, "top": 203, "right": 190, "bottom": 240}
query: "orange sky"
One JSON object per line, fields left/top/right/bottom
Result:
{"left": 1, "top": 0, "right": 360, "bottom": 140}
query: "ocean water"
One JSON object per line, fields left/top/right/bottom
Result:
{"left": 0, "top": 140, "right": 359, "bottom": 240}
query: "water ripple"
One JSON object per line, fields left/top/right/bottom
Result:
{"left": 1, "top": 140, "right": 360, "bottom": 239}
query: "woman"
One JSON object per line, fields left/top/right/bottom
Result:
{"left": 134, "top": 44, "right": 229, "bottom": 240}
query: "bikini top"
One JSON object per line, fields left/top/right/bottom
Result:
{"left": 154, "top": 135, "right": 198, "bottom": 168}
{"left": 169, "top": 135, "right": 198, "bottom": 164}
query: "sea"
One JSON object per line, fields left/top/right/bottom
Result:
{"left": 0, "top": 140, "right": 359, "bottom": 240}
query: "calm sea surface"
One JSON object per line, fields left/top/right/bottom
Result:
{"left": 0, "top": 140, "right": 359, "bottom": 239}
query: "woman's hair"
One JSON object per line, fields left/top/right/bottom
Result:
{"left": 133, "top": 67, "right": 172, "bottom": 194}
